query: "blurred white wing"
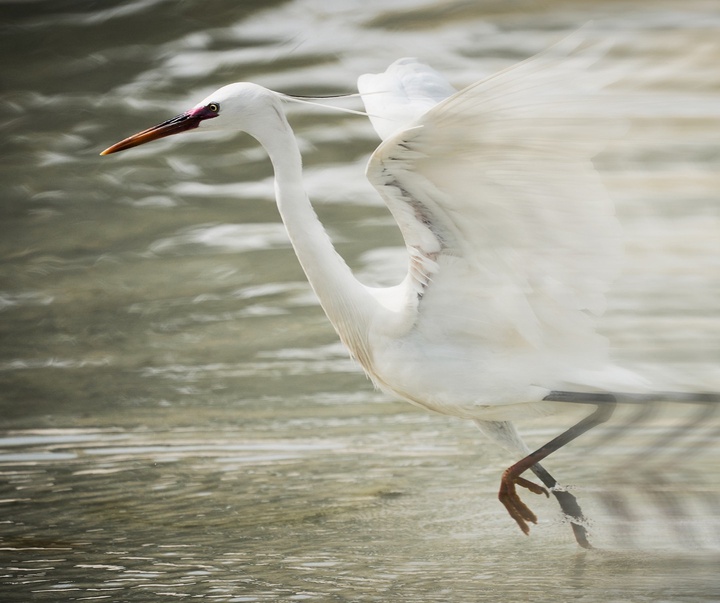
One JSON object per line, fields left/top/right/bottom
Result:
{"left": 358, "top": 57, "right": 457, "bottom": 140}
{"left": 361, "top": 43, "right": 623, "bottom": 394}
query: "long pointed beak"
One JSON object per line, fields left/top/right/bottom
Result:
{"left": 100, "top": 111, "right": 204, "bottom": 155}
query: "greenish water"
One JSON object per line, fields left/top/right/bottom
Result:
{"left": 1, "top": 1, "right": 720, "bottom": 601}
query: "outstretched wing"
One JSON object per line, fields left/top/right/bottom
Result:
{"left": 358, "top": 57, "right": 457, "bottom": 140}
{"left": 361, "top": 42, "right": 623, "bottom": 381}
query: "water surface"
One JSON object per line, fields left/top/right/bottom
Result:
{"left": 1, "top": 1, "right": 720, "bottom": 601}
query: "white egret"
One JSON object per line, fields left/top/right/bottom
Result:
{"left": 102, "top": 42, "right": 655, "bottom": 548}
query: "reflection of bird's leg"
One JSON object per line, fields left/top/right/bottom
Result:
{"left": 499, "top": 393, "right": 617, "bottom": 545}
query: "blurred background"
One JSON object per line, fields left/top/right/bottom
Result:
{"left": 1, "top": 1, "right": 719, "bottom": 601}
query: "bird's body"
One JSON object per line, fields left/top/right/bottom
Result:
{"left": 354, "top": 51, "right": 637, "bottom": 423}
{"left": 101, "top": 40, "right": 654, "bottom": 546}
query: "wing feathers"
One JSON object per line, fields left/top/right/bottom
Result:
{"left": 364, "top": 42, "right": 622, "bottom": 369}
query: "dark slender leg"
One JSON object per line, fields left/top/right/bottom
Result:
{"left": 530, "top": 462, "right": 593, "bottom": 549}
{"left": 498, "top": 394, "right": 616, "bottom": 545}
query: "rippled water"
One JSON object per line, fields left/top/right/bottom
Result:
{"left": 2, "top": 1, "right": 720, "bottom": 601}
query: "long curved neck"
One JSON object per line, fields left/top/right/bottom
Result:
{"left": 250, "top": 104, "right": 377, "bottom": 367}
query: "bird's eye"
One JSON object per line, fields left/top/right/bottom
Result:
{"left": 206, "top": 103, "right": 220, "bottom": 113}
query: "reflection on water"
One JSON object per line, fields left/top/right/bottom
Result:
{"left": 2, "top": 417, "right": 719, "bottom": 602}
{"left": 2, "top": 0, "right": 720, "bottom": 601}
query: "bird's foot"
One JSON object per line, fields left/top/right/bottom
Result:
{"left": 498, "top": 469, "right": 549, "bottom": 535}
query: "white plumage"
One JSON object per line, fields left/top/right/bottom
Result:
{"left": 356, "top": 48, "right": 632, "bottom": 422}
{"left": 101, "top": 38, "right": 656, "bottom": 544}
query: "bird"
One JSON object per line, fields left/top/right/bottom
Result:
{"left": 101, "top": 40, "right": 655, "bottom": 548}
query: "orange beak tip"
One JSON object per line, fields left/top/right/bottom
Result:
{"left": 99, "top": 109, "right": 209, "bottom": 158}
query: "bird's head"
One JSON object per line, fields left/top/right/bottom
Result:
{"left": 100, "top": 83, "right": 282, "bottom": 155}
